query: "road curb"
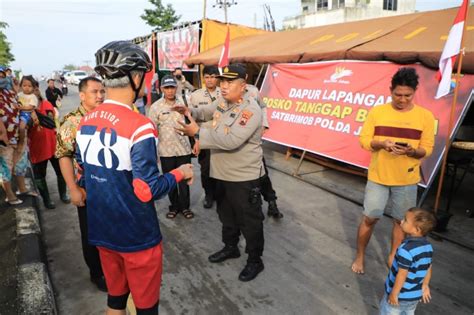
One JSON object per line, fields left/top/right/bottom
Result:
{"left": 15, "top": 195, "right": 57, "bottom": 315}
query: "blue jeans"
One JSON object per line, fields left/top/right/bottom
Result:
{"left": 137, "top": 105, "right": 146, "bottom": 115}
{"left": 380, "top": 293, "right": 419, "bottom": 315}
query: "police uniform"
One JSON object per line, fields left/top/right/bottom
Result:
{"left": 245, "top": 84, "right": 269, "bottom": 128}
{"left": 191, "top": 67, "right": 266, "bottom": 277}
{"left": 176, "top": 78, "right": 195, "bottom": 101}
{"left": 245, "top": 84, "right": 281, "bottom": 217}
{"left": 189, "top": 87, "right": 221, "bottom": 203}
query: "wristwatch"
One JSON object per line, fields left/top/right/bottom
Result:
{"left": 194, "top": 128, "right": 200, "bottom": 140}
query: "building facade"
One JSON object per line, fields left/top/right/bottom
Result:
{"left": 283, "top": 0, "right": 416, "bottom": 29}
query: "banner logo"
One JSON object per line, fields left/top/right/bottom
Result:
{"left": 324, "top": 66, "right": 352, "bottom": 84}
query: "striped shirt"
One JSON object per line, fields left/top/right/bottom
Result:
{"left": 359, "top": 103, "right": 435, "bottom": 186}
{"left": 385, "top": 236, "right": 433, "bottom": 301}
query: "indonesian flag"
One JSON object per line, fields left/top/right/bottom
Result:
{"left": 435, "top": 0, "right": 469, "bottom": 99}
{"left": 218, "top": 25, "right": 230, "bottom": 73}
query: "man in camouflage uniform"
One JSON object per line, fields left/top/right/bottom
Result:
{"left": 56, "top": 77, "right": 107, "bottom": 291}
{"left": 176, "top": 64, "right": 266, "bottom": 282}
{"left": 189, "top": 65, "right": 221, "bottom": 208}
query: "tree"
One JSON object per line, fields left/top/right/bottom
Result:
{"left": 0, "top": 22, "right": 14, "bottom": 66}
{"left": 63, "top": 64, "right": 77, "bottom": 71}
{"left": 141, "top": 0, "right": 181, "bottom": 32}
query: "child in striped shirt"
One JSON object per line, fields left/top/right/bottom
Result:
{"left": 380, "top": 207, "right": 436, "bottom": 315}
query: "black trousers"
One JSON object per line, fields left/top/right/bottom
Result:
{"left": 261, "top": 157, "right": 277, "bottom": 202}
{"left": 160, "top": 155, "right": 191, "bottom": 212}
{"left": 198, "top": 149, "right": 215, "bottom": 198}
{"left": 32, "top": 157, "right": 62, "bottom": 179}
{"left": 77, "top": 205, "right": 103, "bottom": 279}
{"left": 215, "top": 178, "right": 264, "bottom": 261}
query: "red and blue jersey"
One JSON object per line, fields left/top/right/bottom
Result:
{"left": 76, "top": 100, "right": 183, "bottom": 252}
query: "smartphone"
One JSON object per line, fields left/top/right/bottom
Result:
{"left": 395, "top": 142, "right": 408, "bottom": 147}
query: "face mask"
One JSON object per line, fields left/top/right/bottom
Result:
{"left": 175, "top": 75, "right": 182, "bottom": 80}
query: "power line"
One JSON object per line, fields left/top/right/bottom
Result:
{"left": 213, "top": 0, "right": 238, "bottom": 23}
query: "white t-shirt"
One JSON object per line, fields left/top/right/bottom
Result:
{"left": 17, "top": 92, "right": 38, "bottom": 109}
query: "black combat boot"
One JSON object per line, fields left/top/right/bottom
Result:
{"left": 34, "top": 178, "right": 56, "bottom": 209}
{"left": 208, "top": 245, "right": 240, "bottom": 263}
{"left": 57, "top": 176, "right": 70, "bottom": 203}
{"left": 203, "top": 195, "right": 214, "bottom": 208}
{"left": 238, "top": 259, "right": 264, "bottom": 282}
{"left": 267, "top": 200, "right": 283, "bottom": 219}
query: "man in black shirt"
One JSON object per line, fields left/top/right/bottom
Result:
{"left": 45, "top": 79, "right": 63, "bottom": 108}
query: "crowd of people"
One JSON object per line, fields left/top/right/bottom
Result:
{"left": 0, "top": 68, "right": 69, "bottom": 208}
{"left": 0, "top": 40, "right": 438, "bottom": 315}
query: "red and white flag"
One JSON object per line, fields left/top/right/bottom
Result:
{"left": 218, "top": 25, "right": 230, "bottom": 73}
{"left": 435, "top": 0, "right": 469, "bottom": 99}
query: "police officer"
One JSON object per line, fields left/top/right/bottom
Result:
{"left": 176, "top": 64, "right": 265, "bottom": 282}
{"left": 189, "top": 65, "right": 221, "bottom": 208}
{"left": 245, "top": 80, "right": 284, "bottom": 219}
{"left": 173, "top": 67, "right": 195, "bottom": 100}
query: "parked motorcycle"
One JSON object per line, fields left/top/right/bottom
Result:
{"left": 61, "top": 80, "right": 68, "bottom": 96}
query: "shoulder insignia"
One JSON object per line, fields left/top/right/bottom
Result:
{"left": 239, "top": 110, "right": 254, "bottom": 126}
{"left": 217, "top": 102, "right": 226, "bottom": 113}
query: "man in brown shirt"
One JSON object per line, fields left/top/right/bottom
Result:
{"left": 149, "top": 75, "right": 194, "bottom": 219}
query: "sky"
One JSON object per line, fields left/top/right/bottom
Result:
{"left": 0, "top": 0, "right": 463, "bottom": 76}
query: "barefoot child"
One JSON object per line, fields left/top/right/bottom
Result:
{"left": 380, "top": 207, "right": 436, "bottom": 315}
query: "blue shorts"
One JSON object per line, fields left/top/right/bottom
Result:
{"left": 0, "top": 146, "right": 29, "bottom": 181}
{"left": 379, "top": 293, "right": 419, "bottom": 315}
{"left": 19, "top": 111, "right": 32, "bottom": 125}
{"left": 363, "top": 180, "right": 417, "bottom": 221}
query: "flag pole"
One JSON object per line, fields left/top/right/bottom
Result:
{"left": 433, "top": 5, "right": 470, "bottom": 214}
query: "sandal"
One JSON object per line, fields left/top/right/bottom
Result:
{"left": 6, "top": 198, "right": 23, "bottom": 205}
{"left": 166, "top": 210, "right": 179, "bottom": 219}
{"left": 182, "top": 209, "right": 194, "bottom": 219}
{"left": 16, "top": 190, "right": 38, "bottom": 197}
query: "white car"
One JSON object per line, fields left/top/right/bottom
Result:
{"left": 69, "top": 70, "right": 89, "bottom": 85}
{"left": 64, "top": 72, "right": 74, "bottom": 84}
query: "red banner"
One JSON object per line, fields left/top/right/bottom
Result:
{"left": 136, "top": 36, "right": 154, "bottom": 104}
{"left": 260, "top": 61, "right": 474, "bottom": 187}
{"left": 157, "top": 24, "right": 199, "bottom": 72}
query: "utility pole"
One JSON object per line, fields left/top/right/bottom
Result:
{"left": 265, "top": 4, "right": 276, "bottom": 31}
{"left": 213, "top": 0, "right": 238, "bottom": 24}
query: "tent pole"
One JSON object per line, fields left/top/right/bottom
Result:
{"left": 293, "top": 150, "right": 306, "bottom": 176}
{"left": 255, "top": 64, "right": 266, "bottom": 86}
{"left": 433, "top": 4, "right": 469, "bottom": 214}
{"left": 203, "top": 0, "right": 207, "bottom": 19}
{"left": 433, "top": 54, "right": 467, "bottom": 214}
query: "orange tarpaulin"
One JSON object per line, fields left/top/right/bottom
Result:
{"left": 187, "top": 7, "right": 474, "bottom": 73}
{"left": 200, "top": 19, "right": 268, "bottom": 52}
